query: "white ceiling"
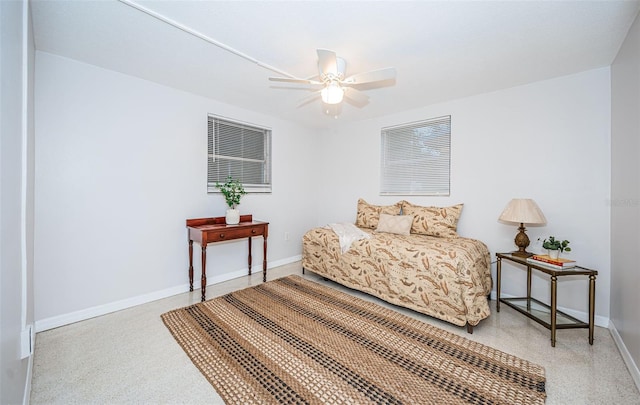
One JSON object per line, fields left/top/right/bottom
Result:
{"left": 30, "top": 0, "right": 640, "bottom": 129}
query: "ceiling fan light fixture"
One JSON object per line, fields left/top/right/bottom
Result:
{"left": 321, "top": 82, "right": 344, "bottom": 104}
{"left": 269, "top": 49, "right": 396, "bottom": 110}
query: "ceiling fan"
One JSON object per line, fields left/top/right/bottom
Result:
{"left": 268, "top": 49, "right": 396, "bottom": 107}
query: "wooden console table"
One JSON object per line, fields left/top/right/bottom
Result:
{"left": 186, "top": 215, "right": 269, "bottom": 301}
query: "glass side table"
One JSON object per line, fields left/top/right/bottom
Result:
{"left": 496, "top": 252, "right": 597, "bottom": 347}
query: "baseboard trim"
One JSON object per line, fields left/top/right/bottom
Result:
{"left": 22, "top": 347, "right": 33, "bottom": 405}
{"left": 34, "top": 283, "right": 189, "bottom": 332}
{"left": 35, "top": 255, "right": 302, "bottom": 332}
{"left": 609, "top": 320, "right": 640, "bottom": 392}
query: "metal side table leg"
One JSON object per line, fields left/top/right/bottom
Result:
{"left": 551, "top": 275, "right": 557, "bottom": 347}
{"left": 496, "top": 257, "right": 502, "bottom": 312}
{"left": 589, "top": 275, "right": 596, "bottom": 345}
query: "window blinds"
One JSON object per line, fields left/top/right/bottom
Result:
{"left": 380, "top": 116, "right": 451, "bottom": 196}
{"left": 207, "top": 116, "right": 271, "bottom": 193}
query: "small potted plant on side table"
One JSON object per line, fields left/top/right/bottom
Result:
{"left": 215, "top": 176, "right": 246, "bottom": 225}
{"left": 542, "top": 236, "right": 571, "bottom": 259}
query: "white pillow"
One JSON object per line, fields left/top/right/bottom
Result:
{"left": 375, "top": 214, "right": 414, "bottom": 235}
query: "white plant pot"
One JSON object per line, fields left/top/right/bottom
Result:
{"left": 548, "top": 249, "right": 559, "bottom": 259}
{"left": 226, "top": 209, "right": 240, "bottom": 225}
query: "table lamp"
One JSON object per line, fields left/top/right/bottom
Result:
{"left": 498, "top": 198, "right": 547, "bottom": 257}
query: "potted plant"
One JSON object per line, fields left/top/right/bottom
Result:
{"left": 215, "top": 176, "right": 246, "bottom": 224}
{"left": 542, "top": 236, "right": 571, "bottom": 259}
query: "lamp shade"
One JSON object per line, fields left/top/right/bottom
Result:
{"left": 321, "top": 82, "right": 344, "bottom": 104}
{"left": 499, "top": 198, "right": 546, "bottom": 225}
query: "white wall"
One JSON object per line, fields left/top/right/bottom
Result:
{"left": 314, "top": 68, "right": 612, "bottom": 324}
{"left": 33, "top": 49, "right": 613, "bottom": 334}
{"left": 0, "top": 0, "right": 35, "bottom": 403}
{"left": 611, "top": 11, "right": 640, "bottom": 387}
{"left": 34, "top": 51, "right": 319, "bottom": 329}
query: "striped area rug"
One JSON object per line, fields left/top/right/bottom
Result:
{"left": 162, "top": 275, "right": 546, "bottom": 404}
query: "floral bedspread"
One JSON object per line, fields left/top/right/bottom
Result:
{"left": 302, "top": 227, "right": 492, "bottom": 327}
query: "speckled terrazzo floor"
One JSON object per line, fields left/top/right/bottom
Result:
{"left": 30, "top": 262, "right": 640, "bottom": 404}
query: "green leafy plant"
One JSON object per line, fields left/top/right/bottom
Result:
{"left": 542, "top": 236, "right": 571, "bottom": 252}
{"left": 215, "top": 176, "right": 246, "bottom": 209}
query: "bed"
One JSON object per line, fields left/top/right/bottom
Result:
{"left": 301, "top": 199, "right": 492, "bottom": 332}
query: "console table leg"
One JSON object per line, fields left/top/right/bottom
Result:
{"left": 248, "top": 237, "right": 252, "bottom": 276}
{"left": 589, "top": 275, "right": 596, "bottom": 345}
{"left": 188, "top": 239, "right": 194, "bottom": 292}
{"left": 263, "top": 237, "right": 268, "bottom": 282}
{"left": 201, "top": 245, "right": 207, "bottom": 302}
{"left": 551, "top": 275, "right": 557, "bottom": 347}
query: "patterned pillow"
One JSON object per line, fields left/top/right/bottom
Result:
{"left": 355, "top": 199, "right": 402, "bottom": 229}
{"left": 401, "top": 201, "right": 463, "bottom": 237}
{"left": 375, "top": 214, "right": 414, "bottom": 235}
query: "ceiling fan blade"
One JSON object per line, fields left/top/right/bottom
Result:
{"left": 343, "top": 87, "right": 369, "bottom": 106}
{"left": 297, "top": 91, "right": 321, "bottom": 107}
{"left": 343, "top": 67, "right": 396, "bottom": 85}
{"left": 317, "top": 49, "right": 338, "bottom": 75}
{"left": 269, "top": 77, "right": 321, "bottom": 85}
{"left": 305, "top": 73, "right": 321, "bottom": 82}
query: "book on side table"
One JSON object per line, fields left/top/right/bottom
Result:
{"left": 526, "top": 254, "right": 577, "bottom": 269}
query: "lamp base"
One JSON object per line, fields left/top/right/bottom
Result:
{"left": 511, "top": 250, "right": 534, "bottom": 258}
{"left": 512, "top": 223, "right": 533, "bottom": 257}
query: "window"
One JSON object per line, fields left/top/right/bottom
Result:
{"left": 380, "top": 115, "right": 451, "bottom": 196}
{"left": 207, "top": 115, "right": 271, "bottom": 193}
